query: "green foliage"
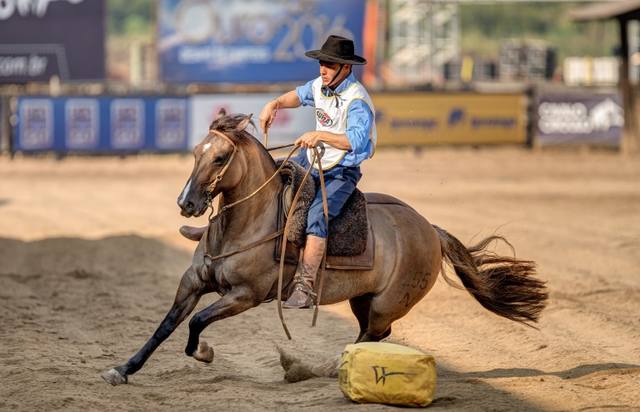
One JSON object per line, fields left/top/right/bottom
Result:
{"left": 460, "top": 2, "right": 618, "bottom": 60}
{"left": 108, "top": 0, "right": 152, "bottom": 35}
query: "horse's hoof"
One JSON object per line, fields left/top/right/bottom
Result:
{"left": 284, "top": 362, "right": 315, "bottom": 383}
{"left": 101, "top": 368, "right": 128, "bottom": 386}
{"left": 276, "top": 345, "right": 300, "bottom": 372}
{"left": 193, "top": 341, "right": 214, "bottom": 363}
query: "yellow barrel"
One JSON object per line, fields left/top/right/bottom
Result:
{"left": 338, "top": 342, "right": 437, "bottom": 407}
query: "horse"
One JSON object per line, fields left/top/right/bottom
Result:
{"left": 101, "top": 113, "right": 548, "bottom": 385}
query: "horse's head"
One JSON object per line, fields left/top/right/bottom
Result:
{"left": 177, "top": 114, "right": 254, "bottom": 217}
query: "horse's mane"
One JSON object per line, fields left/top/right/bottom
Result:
{"left": 209, "top": 113, "right": 276, "bottom": 167}
{"left": 209, "top": 114, "right": 255, "bottom": 145}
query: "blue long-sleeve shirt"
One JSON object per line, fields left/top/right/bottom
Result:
{"left": 295, "top": 73, "right": 374, "bottom": 167}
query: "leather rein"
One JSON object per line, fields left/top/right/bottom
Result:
{"left": 199, "top": 129, "right": 329, "bottom": 339}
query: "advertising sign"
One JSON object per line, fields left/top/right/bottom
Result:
{"left": 18, "top": 98, "right": 54, "bottom": 150}
{"left": 111, "top": 99, "right": 145, "bottom": 149}
{"left": 158, "top": 0, "right": 365, "bottom": 83}
{"left": 14, "top": 96, "right": 190, "bottom": 153}
{"left": 373, "top": 93, "right": 527, "bottom": 145}
{"left": 0, "top": 0, "right": 106, "bottom": 83}
{"left": 536, "top": 91, "right": 623, "bottom": 146}
{"left": 189, "top": 94, "right": 315, "bottom": 148}
{"left": 156, "top": 98, "right": 188, "bottom": 149}
{"left": 65, "top": 99, "right": 99, "bottom": 149}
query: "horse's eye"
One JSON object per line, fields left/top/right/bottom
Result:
{"left": 213, "top": 155, "right": 225, "bottom": 165}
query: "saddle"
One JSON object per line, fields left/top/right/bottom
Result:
{"left": 274, "top": 160, "right": 374, "bottom": 270}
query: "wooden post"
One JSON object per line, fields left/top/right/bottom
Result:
{"left": 619, "top": 17, "right": 638, "bottom": 153}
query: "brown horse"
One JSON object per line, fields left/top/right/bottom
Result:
{"left": 101, "top": 114, "right": 547, "bottom": 385}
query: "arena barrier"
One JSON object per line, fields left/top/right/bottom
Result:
{"left": 534, "top": 89, "right": 623, "bottom": 147}
{"left": 189, "top": 94, "right": 315, "bottom": 148}
{"left": 372, "top": 92, "right": 528, "bottom": 146}
{"left": 13, "top": 96, "right": 189, "bottom": 153}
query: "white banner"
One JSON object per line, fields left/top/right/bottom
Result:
{"left": 65, "top": 98, "right": 99, "bottom": 149}
{"left": 189, "top": 94, "right": 315, "bottom": 148}
{"left": 111, "top": 99, "right": 145, "bottom": 149}
{"left": 18, "top": 98, "right": 53, "bottom": 150}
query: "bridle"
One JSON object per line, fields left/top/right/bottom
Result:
{"left": 203, "top": 129, "right": 238, "bottom": 214}
{"left": 201, "top": 129, "right": 298, "bottom": 223}
{"left": 195, "top": 128, "right": 330, "bottom": 339}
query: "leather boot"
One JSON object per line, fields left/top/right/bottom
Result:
{"left": 179, "top": 225, "right": 207, "bottom": 241}
{"left": 283, "top": 235, "right": 327, "bottom": 309}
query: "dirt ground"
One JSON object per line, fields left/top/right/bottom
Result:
{"left": 1, "top": 147, "right": 639, "bottom": 411}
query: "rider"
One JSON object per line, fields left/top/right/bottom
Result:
{"left": 259, "top": 35, "right": 377, "bottom": 309}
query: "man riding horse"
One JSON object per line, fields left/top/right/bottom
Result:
{"left": 103, "top": 36, "right": 547, "bottom": 387}
{"left": 259, "top": 35, "right": 376, "bottom": 308}
{"left": 181, "top": 35, "right": 377, "bottom": 308}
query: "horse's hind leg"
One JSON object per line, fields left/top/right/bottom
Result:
{"left": 358, "top": 284, "right": 432, "bottom": 343}
{"left": 349, "top": 294, "right": 372, "bottom": 343}
{"left": 101, "top": 268, "right": 204, "bottom": 385}
{"left": 358, "top": 304, "right": 393, "bottom": 343}
{"left": 184, "top": 288, "right": 256, "bottom": 360}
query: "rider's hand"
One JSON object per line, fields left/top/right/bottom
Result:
{"left": 295, "top": 132, "right": 322, "bottom": 148}
{"left": 259, "top": 100, "right": 278, "bottom": 134}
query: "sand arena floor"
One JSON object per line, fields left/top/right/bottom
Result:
{"left": 0, "top": 147, "right": 639, "bottom": 411}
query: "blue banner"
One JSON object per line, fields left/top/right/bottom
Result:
{"left": 14, "top": 97, "right": 190, "bottom": 153}
{"left": 158, "top": 0, "right": 366, "bottom": 83}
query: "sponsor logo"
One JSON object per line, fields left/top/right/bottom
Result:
{"left": 538, "top": 98, "right": 623, "bottom": 134}
{"left": 156, "top": 99, "right": 187, "bottom": 149}
{"left": 0, "top": 0, "right": 85, "bottom": 20}
{"left": 66, "top": 99, "right": 99, "bottom": 149}
{"left": 448, "top": 108, "right": 465, "bottom": 126}
{"left": 390, "top": 118, "right": 438, "bottom": 130}
{"left": 111, "top": 99, "right": 145, "bottom": 149}
{"left": 315, "top": 108, "right": 333, "bottom": 127}
{"left": 371, "top": 366, "right": 416, "bottom": 385}
{"left": 19, "top": 99, "right": 53, "bottom": 149}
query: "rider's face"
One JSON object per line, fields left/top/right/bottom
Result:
{"left": 319, "top": 60, "right": 350, "bottom": 86}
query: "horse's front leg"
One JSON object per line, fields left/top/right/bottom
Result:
{"left": 102, "top": 268, "right": 205, "bottom": 385}
{"left": 185, "top": 287, "right": 257, "bottom": 360}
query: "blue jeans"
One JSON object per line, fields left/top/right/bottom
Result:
{"left": 293, "top": 151, "right": 362, "bottom": 238}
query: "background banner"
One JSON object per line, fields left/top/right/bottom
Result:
{"left": 189, "top": 94, "right": 315, "bottom": 147}
{"left": 158, "top": 0, "right": 365, "bottom": 83}
{"left": 14, "top": 96, "right": 189, "bottom": 153}
{"left": 535, "top": 91, "right": 623, "bottom": 146}
{"left": 373, "top": 93, "right": 527, "bottom": 145}
{"left": 0, "top": 0, "right": 106, "bottom": 83}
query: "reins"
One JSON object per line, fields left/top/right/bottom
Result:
{"left": 199, "top": 129, "right": 330, "bottom": 339}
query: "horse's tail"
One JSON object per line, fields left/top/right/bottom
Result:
{"left": 433, "top": 225, "right": 548, "bottom": 327}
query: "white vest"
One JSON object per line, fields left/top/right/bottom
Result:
{"left": 307, "top": 76, "right": 377, "bottom": 170}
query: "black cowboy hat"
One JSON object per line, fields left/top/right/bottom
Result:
{"left": 305, "top": 35, "right": 367, "bottom": 65}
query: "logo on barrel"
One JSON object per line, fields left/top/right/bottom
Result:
{"left": 315, "top": 108, "right": 333, "bottom": 127}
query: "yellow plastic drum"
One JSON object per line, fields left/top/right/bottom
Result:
{"left": 338, "top": 342, "right": 437, "bottom": 407}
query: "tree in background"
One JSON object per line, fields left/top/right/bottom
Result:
{"left": 108, "top": 0, "right": 152, "bottom": 36}
{"left": 460, "top": 2, "right": 617, "bottom": 61}
{"left": 107, "top": 0, "right": 153, "bottom": 81}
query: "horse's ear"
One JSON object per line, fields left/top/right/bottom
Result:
{"left": 236, "top": 114, "right": 253, "bottom": 132}
{"left": 217, "top": 108, "right": 226, "bottom": 118}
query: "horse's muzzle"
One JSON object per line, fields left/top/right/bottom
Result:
{"left": 179, "top": 199, "right": 208, "bottom": 218}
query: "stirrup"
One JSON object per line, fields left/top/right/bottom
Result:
{"left": 292, "top": 280, "right": 317, "bottom": 297}
{"left": 283, "top": 278, "right": 317, "bottom": 309}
